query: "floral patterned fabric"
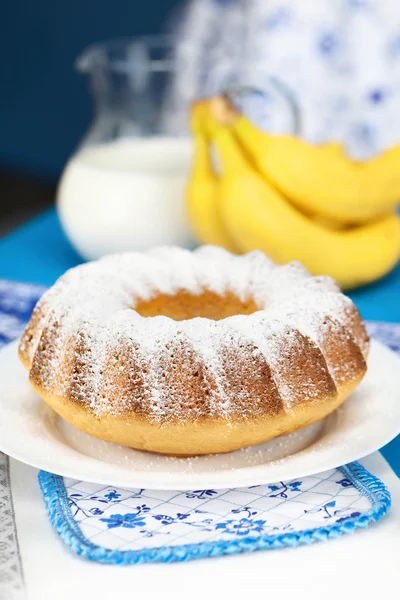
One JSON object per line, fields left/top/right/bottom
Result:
{"left": 0, "top": 280, "right": 46, "bottom": 347}
{"left": 0, "top": 453, "right": 25, "bottom": 599}
{"left": 38, "top": 462, "right": 390, "bottom": 563}
{"left": 167, "top": 0, "right": 400, "bottom": 159}
{"left": 51, "top": 467, "right": 380, "bottom": 551}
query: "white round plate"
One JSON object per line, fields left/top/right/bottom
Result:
{"left": 0, "top": 339, "right": 399, "bottom": 490}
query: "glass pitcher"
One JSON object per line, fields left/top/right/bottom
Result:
{"left": 56, "top": 36, "right": 298, "bottom": 261}
{"left": 57, "top": 36, "right": 198, "bottom": 261}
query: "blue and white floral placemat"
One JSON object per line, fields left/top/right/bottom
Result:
{"left": 38, "top": 462, "right": 390, "bottom": 565}
{"left": 0, "top": 279, "right": 395, "bottom": 566}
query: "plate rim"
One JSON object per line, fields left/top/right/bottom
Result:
{"left": 0, "top": 339, "right": 399, "bottom": 489}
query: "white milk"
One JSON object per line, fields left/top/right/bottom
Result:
{"left": 57, "top": 137, "right": 194, "bottom": 260}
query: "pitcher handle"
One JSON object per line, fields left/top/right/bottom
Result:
{"left": 224, "top": 76, "right": 301, "bottom": 136}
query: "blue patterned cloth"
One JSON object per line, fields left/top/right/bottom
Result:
{"left": 0, "top": 277, "right": 396, "bottom": 564}
{"left": 0, "top": 280, "right": 46, "bottom": 347}
{"left": 38, "top": 462, "right": 390, "bottom": 564}
{"left": 166, "top": 0, "right": 400, "bottom": 159}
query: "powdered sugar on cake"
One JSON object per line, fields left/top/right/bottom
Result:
{"left": 19, "top": 246, "right": 368, "bottom": 422}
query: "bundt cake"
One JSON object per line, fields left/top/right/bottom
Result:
{"left": 19, "top": 246, "right": 369, "bottom": 456}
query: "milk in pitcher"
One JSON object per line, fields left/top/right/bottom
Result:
{"left": 57, "top": 137, "right": 194, "bottom": 260}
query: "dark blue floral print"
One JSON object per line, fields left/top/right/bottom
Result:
{"left": 216, "top": 518, "right": 267, "bottom": 536}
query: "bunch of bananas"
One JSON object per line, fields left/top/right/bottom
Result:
{"left": 186, "top": 96, "right": 400, "bottom": 289}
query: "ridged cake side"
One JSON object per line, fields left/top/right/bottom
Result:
{"left": 19, "top": 247, "right": 368, "bottom": 434}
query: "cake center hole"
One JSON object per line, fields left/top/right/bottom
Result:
{"left": 134, "top": 290, "right": 259, "bottom": 321}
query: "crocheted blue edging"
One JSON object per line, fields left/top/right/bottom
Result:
{"left": 38, "top": 461, "right": 391, "bottom": 565}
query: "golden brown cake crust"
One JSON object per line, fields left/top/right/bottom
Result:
{"left": 19, "top": 246, "right": 369, "bottom": 456}
{"left": 27, "top": 374, "right": 363, "bottom": 456}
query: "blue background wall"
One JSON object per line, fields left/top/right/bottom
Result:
{"left": 0, "top": 1, "right": 178, "bottom": 180}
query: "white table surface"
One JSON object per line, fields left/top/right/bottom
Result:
{"left": 11, "top": 452, "right": 399, "bottom": 600}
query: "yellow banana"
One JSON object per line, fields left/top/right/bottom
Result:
{"left": 311, "top": 216, "right": 349, "bottom": 231}
{"left": 210, "top": 124, "right": 400, "bottom": 289}
{"left": 185, "top": 101, "right": 238, "bottom": 252}
{"left": 322, "top": 142, "right": 345, "bottom": 156}
{"left": 211, "top": 97, "right": 400, "bottom": 225}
